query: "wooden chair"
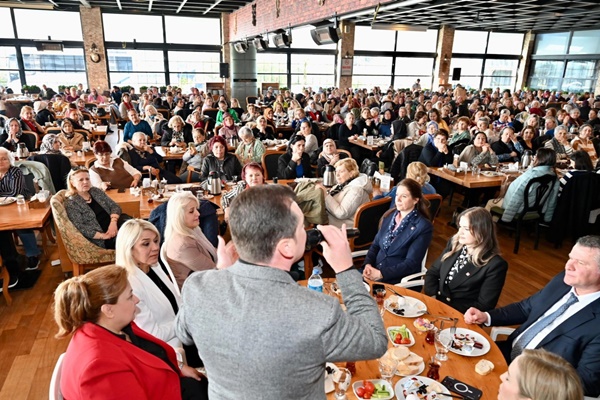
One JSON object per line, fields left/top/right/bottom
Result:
{"left": 85, "top": 156, "right": 97, "bottom": 169}
{"left": 203, "top": 108, "right": 218, "bottom": 121}
{"left": 50, "top": 190, "right": 115, "bottom": 276}
{"left": 491, "top": 174, "right": 556, "bottom": 254}
{"left": 261, "top": 150, "right": 285, "bottom": 180}
{"left": 119, "top": 200, "right": 141, "bottom": 218}
{"left": 21, "top": 130, "right": 39, "bottom": 151}
{"left": 156, "top": 108, "right": 170, "bottom": 119}
{"left": 185, "top": 165, "right": 202, "bottom": 183}
{"left": 349, "top": 197, "right": 393, "bottom": 253}
{"left": 0, "top": 255, "right": 12, "bottom": 305}
{"left": 424, "top": 193, "right": 443, "bottom": 222}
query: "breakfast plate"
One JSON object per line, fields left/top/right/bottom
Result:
{"left": 442, "top": 327, "right": 490, "bottom": 357}
{"left": 385, "top": 295, "right": 427, "bottom": 318}
{"left": 395, "top": 376, "right": 451, "bottom": 399}
{"left": 387, "top": 326, "right": 415, "bottom": 347}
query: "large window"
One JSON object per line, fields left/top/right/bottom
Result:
{"left": 14, "top": 10, "right": 82, "bottom": 40}
{"left": 354, "top": 27, "right": 396, "bottom": 52}
{"left": 482, "top": 59, "right": 519, "bottom": 90}
{"left": 534, "top": 32, "right": 570, "bottom": 55}
{"left": 528, "top": 60, "right": 564, "bottom": 91}
{"left": 107, "top": 49, "right": 164, "bottom": 87}
{"left": 21, "top": 46, "right": 87, "bottom": 88}
{"left": 165, "top": 16, "right": 221, "bottom": 45}
{"left": 290, "top": 54, "right": 335, "bottom": 91}
{"left": 394, "top": 57, "right": 434, "bottom": 89}
{"left": 103, "top": 14, "right": 163, "bottom": 43}
{"left": 257, "top": 53, "right": 287, "bottom": 87}
{"left": 0, "top": 8, "right": 14, "bottom": 39}
{"left": 168, "top": 51, "right": 220, "bottom": 89}
{"left": 569, "top": 30, "right": 600, "bottom": 55}
{"left": 453, "top": 31, "right": 488, "bottom": 54}
{"left": 353, "top": 56, "right": 393, "bottom": 88}
{"left": 0, "top": 47, "right": 21, "bottom": 91}
{"left": 487, "top": 33, "right": 524, "bottom": 55}
{"left": 396, "top": 30, "right": 438, "bottom": 53}
{"left": 562, "top": 60, "right": 597, "bottom": 92}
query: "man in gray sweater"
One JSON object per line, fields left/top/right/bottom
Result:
{"left": 176, "top": 185, "right": 387, "bottom": 400}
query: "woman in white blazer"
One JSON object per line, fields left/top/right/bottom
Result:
{"left": 115, "top": 219, "right": 181, "bottom": 349}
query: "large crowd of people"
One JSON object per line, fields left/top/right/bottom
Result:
{"left": 1, "top": 81, "right": 599, "bottom": 399}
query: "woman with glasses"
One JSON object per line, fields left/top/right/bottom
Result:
{"left": 89, "top": 141, "right": 142, "bottom": 190}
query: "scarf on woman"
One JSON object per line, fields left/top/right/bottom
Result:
{"left": 549, "top": 138, "right": 567, "bottom": 154}
{"left": 328, "top": 176, "right": 354, "bottom": 197}
{"left": 382, "top": 209, "right": 418, "bottom": 251}
{"left": 22, "top": 119, "right": 36, "bottom": 132}
{"left": 123, "top": 101, "right": 134, "bottom": 111}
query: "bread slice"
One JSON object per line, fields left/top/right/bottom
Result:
{"left": 389, "top": 346, "right": 410, "bottom": 361}
{"left": 475, "top": 359, "right": 494, "bottom": 376}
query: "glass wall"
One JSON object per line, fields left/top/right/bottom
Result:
{"left": 291, "top": 54, "right": 335, "bottom": 91}
{"left": 21, "top": 46, "right": 87, "bottom": 88}
{"left": 14, "top": 10, "right": 82, "bottom": 41}
{"left": 528, "top": 29, "right": 600, "bottom": 92}
{"left": 256, "top": 52, "right": 287, "bottom": 87}
{"left": 0, "top": 47, "right": 21, "bottom": 90}
{"left": 168, "top": 51, "right": 221, "bottom": 89}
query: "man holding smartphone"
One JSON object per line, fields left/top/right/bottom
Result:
{"left": 176, "top": 185, "right": 387, "bottom": 400}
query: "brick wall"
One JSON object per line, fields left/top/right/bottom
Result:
{"left": 79, "top": 7, "right": 109, "bottom": 92}
{"left": 434, "top": 26, "right": 454, "bottom": 89}
{"left": 228, "top": 0, "right": 384, "bottom": 41}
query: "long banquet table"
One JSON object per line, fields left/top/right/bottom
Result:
{"left": 300, "top": 279, "right": 508, "bottom": 400}
{"left": 427, "top": 166, "right": 509, "bottom": 189}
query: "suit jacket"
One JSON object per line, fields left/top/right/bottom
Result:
{"left": 424, "top": 240, "right": 508, "bottom": 313}
{"left": 61, "top": 322, "right": 181, "bottom": 400}
{"left": 488, "top": 271, "right": 600, "bottom": 397}
{"left": 165, "top": 232, "right": 216, "bottom": 290}
{"left": 175, "top": 263, "right": 387, "bottom": 400}
{"left": 129, "top": 265, "right": 182, "bottom": 348}
{"left": 364, "top": 211, "right": 433, "bottom": 284}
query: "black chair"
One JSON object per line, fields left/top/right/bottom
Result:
{"left": 28, "top": 153, "right": 71, "bottom": 191}
{"left": 490, "top": 174, "right": 556, "bottom": 254}
{"left": 350, "top": 197, "right": 393, "bottom": 253}
{"left": 389, "top": 144, "right": 423, "bottom": 183}
{"left": 246, "top": 96, "right": 258, "bottom": 107}
{"left": 203, "top": 108, "right": 218, "bottom": 121}
{"left": 232, "top": 107, "right": 244, "bottom": 118}
{"left": 449, "top": 140, "right": 469, "bottom": 156}
{"left": 261, "top": 150, "right": 285, "bottom": 180}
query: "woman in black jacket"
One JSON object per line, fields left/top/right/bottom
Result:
{"left": 419, "top": 130, "right": 453, "bottom": 167}
{"left": 200, "top": 135, "right": 242, "bottom": 181}
{"left": 277, "top": 135, "right": 313, "bottom": 179}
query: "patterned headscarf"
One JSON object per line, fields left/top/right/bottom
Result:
{"left": 40, "top": 134, "right": 61, "bottom": 154}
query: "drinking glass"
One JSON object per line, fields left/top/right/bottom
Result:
{"left": 435, "top": 330, "right": 453, "bottom": 361}
{"left": 378, "top": 357, "right": 398, "bottom": 386}
{"left": 333, "top": 367, "right": 352, "bottom": 400}
{"left": 374, "top": 288, "right": 386, "bottom": 317}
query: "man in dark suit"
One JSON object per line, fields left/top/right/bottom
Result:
{"left": 464, "top": 235, "right": 600, "bottom": 397}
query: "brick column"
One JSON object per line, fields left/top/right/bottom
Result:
{"left": 336, "top": 21, "right": 355, "bottom": 89}
{"left": 434, "top": 25, "right": 454, "bottom": 90}
{"left": 516, "top": 31, "right": 535, "bottom": 90}
{"left": 79, "top": 7, "right": 109, "bottom": 92}
{"left": 221, "top": 12, "right": 232, "bottom": 99}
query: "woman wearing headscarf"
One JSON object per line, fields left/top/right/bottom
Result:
{"left": 57, "top": 118, "right": 85, "bottom": 152}
{"left": 28, "top": 134, "right": 73, "bottom": 190}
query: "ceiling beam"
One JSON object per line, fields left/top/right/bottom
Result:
{"left": 79, "top": 0, "right": 91, "bottom": 7}
{"left": 203, "top": 0, "right": 223, "bottom": 15}
{"left": 115, "top": 0, "right": 121, "bottom": 10}
{"left": 176, "top": 0, "right": 188, "bottom": 13}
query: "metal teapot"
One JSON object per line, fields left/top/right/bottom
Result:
{"left": 322, "top": 164, "right": 336, "bottom": 187}
{"left": 16, "top": 142, "right": 29, "bottom": 159}
{"left": 521, "top": 150, "right": 533, "bottom": 170}
{"left": 207, "top": 171, "right": 222, "bottom": 195}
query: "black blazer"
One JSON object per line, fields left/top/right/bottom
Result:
{"left": 424, "top": 240, "right": 508, "bottom": 313}
{"left": 277, "top": 152, "right": 313, "bottom": 179}
{"left": 488, "top": 271, "right": 600, "bottom": 397}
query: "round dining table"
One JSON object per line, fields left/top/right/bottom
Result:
{"left": 299, "top": 279, "right": 508, "bottom": 400}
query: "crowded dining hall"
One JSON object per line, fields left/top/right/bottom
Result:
{"left": 1, "top": 0, "right": 600, "bottom": 399}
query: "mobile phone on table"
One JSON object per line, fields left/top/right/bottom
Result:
{"left": 441, "top": 376, "right": 483, "bottom": 400}
{"left": 118, "top": 187, "right": 126, "bottom": 193}
{"left": 372, "top": 283, "right": 385, "bottom": 296}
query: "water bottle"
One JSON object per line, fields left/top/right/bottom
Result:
{"left": 307, "top": 264, "right": 323, "bottom": 292}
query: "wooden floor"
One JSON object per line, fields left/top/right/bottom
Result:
{"left": 0, "top": 197, "right": 572, "bottom": 400}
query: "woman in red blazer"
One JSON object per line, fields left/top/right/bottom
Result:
{"left": 53, "top": 265, "right": 207, "bottom": 400}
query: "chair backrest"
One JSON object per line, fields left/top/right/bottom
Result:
{"left": 49, "top": 353, "right": 66, "bottom": 400}
{"left": 246, "top": 96, "right": 258, "bottom": 107}
{"left": 450, "top": 141, "right": 469, "bottom": 156}
{"left": 521, "top": 174, "right": 556, "bottom": 219}
{"left": 262, "top": 150, "right": 285, "bottom": 180}
{"left": 85, "top": 156, "right": 97, "bottom": 169}
{"left": 393, "top": 145, "right": 423, "bottom": 182}
{"left": 424, "top": 193, "right": 443, "bottom": 222}
{"left": 21, "top": 130, "right": 38, "bottom": 151}
{"left": 350, "top": 197, "right": 393, "bottom": 251}
{"left": 203, "top": 108, "right": 219, "bottom": 121}
{"left": 160, "top": 245, "right": 181, "bottom": 297}
{"left": 156, "top": 108, "right": 170, "bottom": 119}
{"left": 232, "top": 107, "right": 244, "bottom": 118}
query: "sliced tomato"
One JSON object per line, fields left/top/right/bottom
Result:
{"left": 364, "top": 380, "right": 375, "bottom": 392}
{"left": 356, "top": 387, "right": 365, "bottom": 397}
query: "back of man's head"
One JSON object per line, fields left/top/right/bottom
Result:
{"left": 229, "top": 185, "right": 299, "bottom": 264}
{"left": 576, "top": 235, "right": 600, "bottom": 269}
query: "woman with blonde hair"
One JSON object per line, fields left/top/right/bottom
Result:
{"left": 424, "top": 207, "right": 508, "bottom": 312}
{"left": 161, "top": 115, "right": 193, "bottom": 148}
{"left": 54, "top": 264, "right": 206, "bottom": 400}
{"left": 373, "top": 161, "right": 436, "bottom": 206}
{"left": 143, "top": 104, "right": 165, "bottom": 136}
{"left": 498, "top": 349, "right": 583, "bottom": 400}
{"left": 164, "top": 192, "right": 217, "bottom": 289}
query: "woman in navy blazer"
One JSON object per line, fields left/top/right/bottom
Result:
{"left": 424, "top": 207, "right": 508, "bottom": 313}
{"left": 363, "top": 178, "right": 433, "bottom": 284}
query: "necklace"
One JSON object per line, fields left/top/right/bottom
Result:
{"left": 79, "top": 193, "right": 92, "bottom": 203}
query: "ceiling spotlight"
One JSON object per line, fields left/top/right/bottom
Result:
{"left": 254, "top": 36, "right": 269, "bottom": 51}
{"left": 233, "top": 41, "right": 248, "bottom": 53}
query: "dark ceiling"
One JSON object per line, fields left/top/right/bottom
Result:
{"left": 4, "top": 0, "right": 600, "bottom": 32}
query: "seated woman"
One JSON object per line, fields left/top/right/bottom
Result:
{"left": 28, "top": 134, "right": 72, "bottom": 191}
{"left": 235, "top": 126, "right": 265, "bottom": 165}
{"left": 419, "top": 130, "right": 453, "bottom": 167}
{"left": 559, "top": 150, "right": 595, "bottom": 196}
{"left": 54, "top": 265, "right": 207, "bottom": 400}
{"left": 318, "top": 158, "right": 372, "bottom": 228}
{"left": 128, "top": 132, "right": 182, "bottom": 184}
{"left": 356, "top": 107, "right": 376, "bottom": 136}
{"left": 494, "top": 147, "right": 559, "bottom": 223}
{"left": 498, "top": 349, "right": 583, "bottom": 400}
{"left": 0, "top": 147, "right": 41, "bottom": 269}
{"left": 545, "top": 125, "right": 574, "bottom": 161}
{"left": 571, "top": 123, "right": 598, "bottom": 164}
{"left": 217, "top": 112, "right": 240, "bottom": 141}
{"left": 362, "top": 178, "right": 433, "bottom": 284}
{"left": 19, "top": 105, "right": 46, "bottom": 137}
{"left": 241, "top": 103, "right": 259, "bottom": 123}
{"left": 57, "top": 119, "right": 85, "bottom": 152}
{"left": 273, "top": 102, "right": 289, "bottom": 125}
{"left": 374, "top": 161, "right": 436, "bottom": 205}
{"left": 87, "top": 87, "right": 105, "bottom": 104}
{"left": 294, "top": 120, "right": 318, "bottom": 155}
{"left": 161, "top": 115, "right": 193, "bottom": 149}
{"left": 164, "top": 192, "right": 217, "bottom": 290}
{"left": 317, "top": 139, "right": 349, "bottom": 176}
{"left": 424, "top": 207, "right": 507, "bottom": 313}
{"left": 186, "top": 109, "right": 205, "bottom": 131}
{"left": 252, "top": 115, "right": 275, "bottom": 141}
{"left": 200, "top": 135, "right": 242, "bottom": 181}
{"left": 0, "top": 117, "right": 36, "bottom": 152}
{"left": 458, "top": 131, "right": 499, "bottom": 166}
{"left": 516, "top": 126, "right": 538, "bottom": 153}
{"left": 143, "top": 104, "right": 166, "bottom": 138}
{"left": 119, "top": 92, "right": 136, "bottom": 119}
{"left": 34, "top": 100, "right": 55, "bottom": 126}
{"left": 89, "top": 141, "right": 142, "bottom": 190}
{"left": 64, "top": 167, "right": 129, "bottom": 250}
{"left": 221, "top": 162, "right": 265, "bottom": 219}
{"left": 407, "top": 111, "right": 427, "bottom": 139}
{"left": 277, "top": 135, "right": 313, "bottom": 179}
{"left": 180, "top": 129, "right": 209, "bottom": 183}
{"left": 378, "top": 108, "right": 394, "bottom": 138}
{"left": 491, "top": 126, "right": 520, "bottom": 162}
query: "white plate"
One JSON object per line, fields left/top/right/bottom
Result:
{"left": 481, "top": 171, "right": 502, "bottom": 177}
{"left": 385, "top": 296, "right": 428, "bottom": 318}
{"left": 387, "top": 326, "right": 415, "bottom": 347}
{"left": 0, "top": 197, "right": 16, "bottom": 206}
{"left": 324, "top": 362, "right": 339, "bottom": 393}
{"left": 443, "top": 327, "right": 491, "bottom": 357}
{"left": 395, "top": 359, "right": 425, "bottom": 377}
{"left": 395, "top": 376, "right": 451, "bottom": 399}
{"left": 353, "top": 379, "right": 394, "bottom": 400}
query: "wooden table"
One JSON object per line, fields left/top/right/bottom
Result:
{"left": 70, "top": 150, "right": 97, "bottom": 166}
{"left": 302, "top": 280, "right": 507, "bottom": 400}
{"left": 158, "top": 146, "right": 185, "bottom": 161}
{"left": 427, "top": 167, "right": 509, "bottom": 189}
{"left": 349, "top": 137, "right": 390, "bottom": 152}
{"left": 0, "top": 200, "right": 52, "bottom": 231}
